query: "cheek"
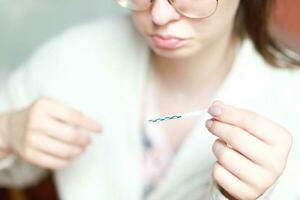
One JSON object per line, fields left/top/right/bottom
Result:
{"left": 132, "top": 12, "right": 150, "bottom": 36}
{"left": 207, "top": 0, "right": 240, "bottom": 32}
{"left": 192, "top": 0, "right": 240, "bottom": 41}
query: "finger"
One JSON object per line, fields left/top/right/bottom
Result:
{"left": 44, "top": 99, "right": 102, "bottom": 132}
{"left": 208, "top": 101, "right": 286, "bottom": 144}
{"left": 212, "top": 162, "right": 256, "bottom": 200}
{"left": 213, "top": 139, "right": 273, "bottom": 189}
{"left": 24, "top": 148, "right": 69, "bottom": 170}
{"left": 37, "top": 118, "right": 92, "bottom": 146}
{"left": 27, "top": 132, "right": 85, "bottom": 159}
{"left": 207, "top": 119, "right": 270, "bottom": 164}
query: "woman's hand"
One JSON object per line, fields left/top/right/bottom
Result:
{"left": 206, "top": 101, "right": 292, "bottom": 200}
{"left": 2, "top": 97, "right": 102, "bottom": 170}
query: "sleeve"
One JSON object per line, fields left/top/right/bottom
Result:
{"left": 266, "top": 68, "right": 300, "bottom": 199}
{"left": 0, "top": 35, "right": 63, "bottom": 187}
{"left": 208, "top": 181, "right": 275, "bottom": 200}
{"left": 0, "top": 69, "right": 49, "bottom": 188}
{"left": 0, "top": 64, "right": 51, "bottom": 188}
{"left": 0, "top": 16, "right": 132, "bottom": 188}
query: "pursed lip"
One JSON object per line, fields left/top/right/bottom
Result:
{"left": 149, "top": 34, "right": 189, "bottom": 49}
{"left": 150, "top": 34, "right": 187, "bottom": 40}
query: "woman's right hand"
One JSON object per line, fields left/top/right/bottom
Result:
{"left": 3, "top": 97, "right": 102, "bottom": 170}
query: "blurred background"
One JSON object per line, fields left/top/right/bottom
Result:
{"left": 0, "top": 0, "right": 125, "bottom": 83}
{"left": 0, "top": 0, "right": 299, "bottom": 199}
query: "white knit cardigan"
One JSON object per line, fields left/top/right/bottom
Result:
{"left": 0, "top": 15, "right": 300, "bottom": 200}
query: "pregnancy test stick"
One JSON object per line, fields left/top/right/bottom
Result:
{"left": 148, "top": 109, "right": 208, "bottom": 123}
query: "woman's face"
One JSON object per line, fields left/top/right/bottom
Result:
{"left": 131, "top": 0, "right": 240, "bottom": 59}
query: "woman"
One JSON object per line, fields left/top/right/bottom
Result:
{"left": 0, "top": 0, "right": 299, "bottom": 199}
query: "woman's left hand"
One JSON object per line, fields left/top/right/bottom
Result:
{"left": 205, "top": 101, "right": 292, "bottom": 200}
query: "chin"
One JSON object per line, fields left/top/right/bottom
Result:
{"left": 150, "top": 45, "right": 200, "bottom": 60}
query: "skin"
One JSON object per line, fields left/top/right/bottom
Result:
{"left": 131, "top": 0, "right": 240, "bottom": 94}
{"left": 0, "top": 97, "right": 102, "bottom": 170}
{"left": 207, "top": 101, "right": 292, "bottom": 199}
{"left": 131, "top": 0, "right": 292, "bottom": 199}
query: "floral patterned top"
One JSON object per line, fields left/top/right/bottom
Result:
{"left": 142, "top": 119, "right": 174, "bottom": 197}
{"left": 142, "top": 70, "right": 175, "bottom": 198}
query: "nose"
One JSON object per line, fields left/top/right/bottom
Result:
{"left": 151, "top": 0, "right": 181, "bottom": 26}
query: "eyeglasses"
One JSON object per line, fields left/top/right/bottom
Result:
{"left": 116, "top": 0, "right": 219, "bottom": 19}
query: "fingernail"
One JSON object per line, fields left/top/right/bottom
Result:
{"left": 208, "top": 105, "right": 222, "bottom": 116}
{"left": 213, "top": 100, "right": 223, "bottom": 106}
{"left": 205, "top": 119, "right": 213, "bottom": 129}
{"left": 213, "top": 141, "right": 221, "bottom": 154}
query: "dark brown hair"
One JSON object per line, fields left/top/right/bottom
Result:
{"left": 236, "top": 0, "right": 300, "bottom": 68}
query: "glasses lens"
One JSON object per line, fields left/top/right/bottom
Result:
{"left": 117, "top": 0, "right": 151, "bottom": 11}
{"left": 173, "top": 0, "right": 218, "bottom": 18}
{"left": 116, "top": 0, "right": 218, "bottom": 18}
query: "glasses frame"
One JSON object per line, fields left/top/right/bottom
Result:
{"left": 116, "top": 0, "right": 219, "bottom": 19}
